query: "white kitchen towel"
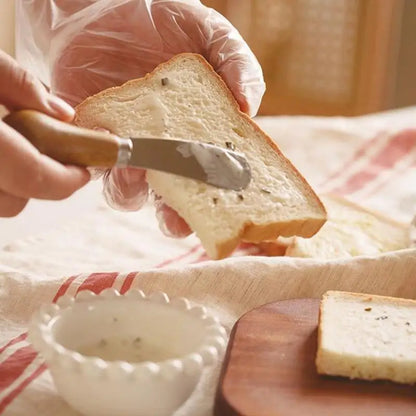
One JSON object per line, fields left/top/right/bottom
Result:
{"left": 1, "top": 108, "right": 416, "bottom": 415}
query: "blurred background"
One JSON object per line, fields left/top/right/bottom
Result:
{"left": 204, "top": 0, "right": 415, "bottom": 116}
{"left": 0, "top": 0, "right": 415, "bottom": 117}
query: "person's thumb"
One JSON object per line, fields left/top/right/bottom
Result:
{"left": 0, "top": 50, "right": 74, "bottom": 122}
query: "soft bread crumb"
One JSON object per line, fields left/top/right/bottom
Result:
{"left": 261, "top": 194, "right": 409, "bottom": 259}
{"left": 316, "top": 291, "right": 416, "bottom": 385}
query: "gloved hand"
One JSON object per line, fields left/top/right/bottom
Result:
{"left": 17, "top": 0, "right": 265, "bottom": 236}
{"left": 0, "top": 50, "right": 89, "bottom": 217}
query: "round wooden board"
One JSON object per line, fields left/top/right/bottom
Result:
{"left": 214, "top": 299, "right": 416, "bottom": 416}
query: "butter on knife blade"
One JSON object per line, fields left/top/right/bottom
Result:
{"left": 125, "top": 137, "right": 251, "bottom": 190}
{"left": 4, "top": 110, "right": 252, "bottom": 191}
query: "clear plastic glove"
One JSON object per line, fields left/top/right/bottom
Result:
{"left": 16, "top": 0, "right": 265, "bottom": 236}
{"left": 0, "top": 50, "right": 89, "bottom": 217}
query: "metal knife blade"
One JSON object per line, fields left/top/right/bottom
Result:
{"left": 123, "top": 137, "right": 251, "bottom": 191}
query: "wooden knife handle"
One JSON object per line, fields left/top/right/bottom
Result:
{"left": 3, "top": 110, "right": 122, "bottom": 168}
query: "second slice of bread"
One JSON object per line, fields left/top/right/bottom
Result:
{"left": 316, "top": 291, "right": 416, "bottom": 385}
{"left": 259, "top": 195, "right": 409, "bottom": 259}
{"left": 75, "top": 54, "right": 326, "bottom": 259}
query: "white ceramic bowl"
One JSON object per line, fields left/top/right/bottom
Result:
{"left": 29, "top": 288, "right": 227, "bottom": 416}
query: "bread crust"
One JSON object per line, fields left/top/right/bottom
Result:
{"left": 256, "top": 239, "right": 291, "bottom": 256}
{"left": 315, "top": 293, "right": 325, "bottom": 374}
{"left": 322, "top": 290, "right": 416, "bottom": 307}
{"left": 75, "top": 53, "right": 327, "bottom": 259}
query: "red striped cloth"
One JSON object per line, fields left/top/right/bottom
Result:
{"left": 1, "top": 124, "right": 416, "bottom": 415}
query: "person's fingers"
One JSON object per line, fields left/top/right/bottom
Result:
{"left": 0, "top": 122, "right": 90, "bottom": 200}
{"left": 203, "top": 9, "right": 266, "bottom": 117}
{"left": 0, "top": 190, "right": 28, "bottom": 218}
{"left": 153, "top": 194, "right": 192, "bottom": 238}
{"left": 212, "top": 50, "right": 265, "bottom": 117}
{"left": 51, "top": 0, "right": 264, "bottom": 115}
{"left": 91, "top": 128, "right": 150, "bottom": 212}
{"left": 0, "top": 50, "right": 74, "bottom": 121}
{"left": 103, "top": 167, "right": 149, "bottom": 211}
{"left": 87, "top": 167, "right": 106, "bottom": 181}
{"left": 51, "top": 0, "right": 167, "bottom": 106}
{"left": 151, "top": 1, "right": 265, "bottom": 116}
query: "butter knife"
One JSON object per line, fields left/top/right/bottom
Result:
{"left": 4, "top": 110, "right": 251, "bottom": 191}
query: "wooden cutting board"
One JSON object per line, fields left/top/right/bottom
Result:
{"left": 214, "top": 299, "right": 416, "bottom": 416}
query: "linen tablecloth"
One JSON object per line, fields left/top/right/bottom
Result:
{"left": 1, "top": 107, "right": 416, "bottom": 415}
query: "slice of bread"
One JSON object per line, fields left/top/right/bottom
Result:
{"left": 260, "top": 194, "right": 409, "bottom": 259}
{"left": 75, "top": 53, "right": 326, "bottom": 259}
{"left": 316, "top": 291, "right": 416, "bottom": 385}
{"left": 257, "top": 236, "right": 294, "bottom": 256}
